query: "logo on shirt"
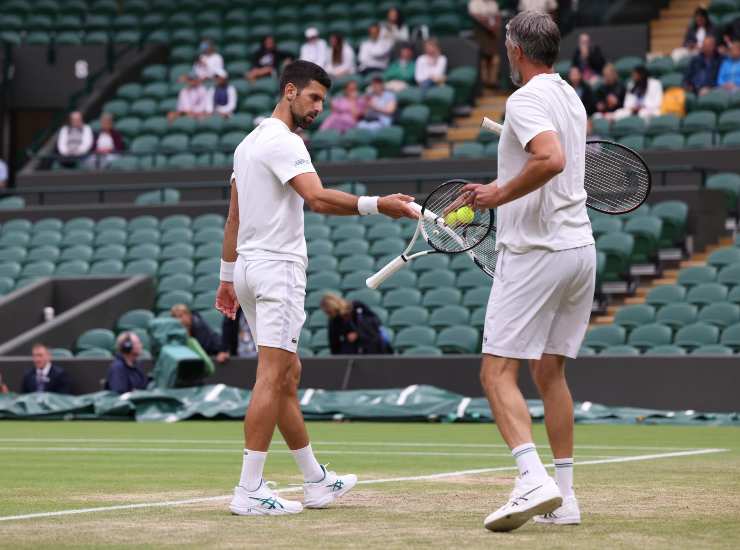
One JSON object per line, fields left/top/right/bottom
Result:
{"left": 294, "top": 159, "right": 310, "bottom": 167}
{"left": 291, "top": 338, "right": 297, "bottom": 344}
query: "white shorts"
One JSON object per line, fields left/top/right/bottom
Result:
{"left": 482, "top": 245, "right": 596, "bottom": 360}
{"left": 234, "top": 256, "right": 307, "bottom": 353}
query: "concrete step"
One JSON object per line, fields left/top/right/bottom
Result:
{"left": 422, "top": 146, "right": 450, "bottom": 160}
{"left": 447, "top": 127, "right": 480, "bottom": 142}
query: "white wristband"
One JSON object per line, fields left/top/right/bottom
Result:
{"left": 220, "top": 260, "right": 235, "bottom": 282}
{"left": 357, "top": 196, "right": 380, "bottom": 216}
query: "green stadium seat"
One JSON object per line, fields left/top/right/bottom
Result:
{"left": 333, "top": 239, "right": 370, "bottom": 259}
{"left": 453, "top": 142, "right": 485, "bottom": 159}
{"left": 126, "top": 244, "right": 161, "bottom": 262}
{"left": 618, "top": 134, "right": 646, "bottom": 150}
{"left": 600, "top": 345, "right": 641, "bottom": 356}
{"left": 337, "top": 255, "right": 373, "bottom": 275}
{"left": 307, "top": 309, "right": 328, "bottom": 330}
{"left": 429, "top": 305, "right": 470, "bottom": 329}
{"left": 2, "top": 219, "right": 32, "bottom": 233}
{"left": 719, "top": 321, "right": 740, "bottom": 350}
{"left": 49, "top": 347, "right": 74, "bottom": 359}
{"left": 614, "top": 56, "right": 643, "bottom": 78}
{"left": 674, "top": 322, "right": 720, "bottom": 349}
{"left": 141, "top": 64, "right": 168, "bottom": 83}
{"left": 681, "top": 110, "right": 717, "bottom": 133}
{"left": 646, "top": 114, "right": 680, "bottom": 136}
{"left": 193, "top": 227, "right": 223, "bottom": 245}
{"left": 685, "top": 282, "right": 728, "bottom": 306}
{"left": 624, "top": 216, "right": 662, "bottom": 262}
{"left": 422, "top": 287, "right": 462, "bottom": 308}
{"left": 156, "top": 290, "right": 193, "bottom": 311}
{"left": 649, "top": 133, "right": 685, "bottom": 150}
{"left": 347, "top": 146, "right": 378, "bottom": 161}
{"left": 125, "top": 259, "right": 159, "bottom": 276}
{"left": 140, "top": 117, "right": 168, "bottom": 137}
{"left": 95, "top": 230, "right": 126, "bottom": 246}
{"left": 29, "top": 231, "right": 61, "bottom": 248}
{"left": 307, "top": 272, "right": 342, "bottom": 292}
{"left": 194, "top": 243, "right": 221, "bottom": 261}
{"left": 159, "top": 258, "right": 194, "bottom": 276}
{"left": 383, "top": 288, "right": 422, "bottom": 309}
{"left": 0, "top": 232, "right": 30, "bottom": 247}
{"left": 193, "top": 290, "right": 217, "bottom": 311}
{"left": 388, "top": 306, "right": 429, "bottom": 329}
{"left": 369, "top": 237, "right": 404, "bottom": 257}
{"left": 0, "top": 247, "right": 27, "bottom": 263}
{"left": 613, "top": 304, "right": 656, "bottom": 330}
{"left": 396, "top": 87, "right": 424, "bottom": 109}
{"left": 76, "top": 348, "right": 113, "bottom": 359}
{"left": 424, "top": 85, "right": 455, "bottom": 123}
{"left": 718, "top": 263, "right": 740, "bottom": 287}
{"left": 21, "top": 261, "right": 54, "bottom": 278}
{"left": 446, "top": 65, "right": 477, "bottom": 105}
{"left": 709, "top": 247, "right": 740, "bottom": 268}
{"left": 627, "top": 323, "right": 672, "bottom": 350}
{"left": 718, "top": 109, "right": 740, "bottom": 134}
{"left": 436, "top": 325, "right": 479, "bottom": 353}
{"left": 418, "top": 269, "right": 456, "bottom": 290}
{"left": 383, "top": 270, "right": 418, "bottom": 289}
{"left": 698, "top": 302, "right": 740, "bottom": 328}
{"left": 646, "top": 56, "right": 674, "bottom": 76}
{"left": 399, "top": 105, "right": 430, "bottom": 145}
{"left": 89, "top": 259, "right": 124, "bottom": 275}
{"left": 308, "top": 255, "right": 338, "bottom": 274}
{"left": 55, "top": 260, "right": 89, "bottom": 276}
{"left": 660, "top": 71, "right": 685, "bottom": 88}
{"left": 721, "top": 130, "right": 740, "bottom": 146}
{"left": 611, "top": 115, "right": 645, "bottom": 138}
{"left": 584, "top": 325, "right": 626, "bottom": 350}
{"left": 136, "top": 188, "right": 181, "bottom": 204}
{"left": 644, "top": 344, "right": 687, "bottom": 356}
{"left": 463, "top": 286, "right": 490, "bottom": 308}
{"left": 591, "top": 217, "right": 622, "bottom": 238}
{"left": 33, "top": 218, "right": 62, "bottom": 233}
{"left": 195, "top": 259, "right": 219, "bottom": 277}
{"left": 127, "top": 229, "right": 160, "bottom": 247}
{"left": 697, "top": 89, "right": 729, "bottom": 113}
{"left": 193, "top": 274, "right": 219, "bottom": 294}
{"left": 306, "top": 240, "right": 333, "bottom": 257}
{"left": 76, "top": 328, "right": 116, "bottom": 352}
{"left": 576, "top": 346, "right": 596, "bottom": 356}
{"left": 117, "top": 309, "right": 155, "bottom": 331}
{"left": 371, "top": 126, "right": 404, "bottom": 157}
{"left": 677, "top": 266, "right": 717, "bottom": 287}
{"left": 412, "top": 255, "right": 450, "bottom": 272}
{"left": 706, "top": 172, "right": 740, "bottom": 211}
{"left": 402, "top": 345, "right": 444, "bottom": 356}
{"left": 346, "top": 288, "right": 382, "bottom": 307}
{"left": 27, "top": 245, "right": 60, "bottom": 263}
{"left": 394, "top": 326, "right": 437, "bottom": 351}
{"left": 130, "top": 99, "right": 157, "bottom": 118}
{"left": 0, "top": 262, "right": 22, "bottom": 279}
{"left": 595, "top": 232, "right": 634, "bottom": 281}
{"left": 456, "top": 269, "right": 491, "bottom": 289}
{"left": 160, "top": 228, "right": 193, "bottom": 246}
{"left": 340, "top": 270, "right": 373, "bottom": 291}
{"left": 686, "top": 131, "right": 715, "bottom": 149}
{"left": 690, "top": 344, "right": 734, "bottom": 355}
{"left": 651, "top": 201, "right": 688, "bottom": 247}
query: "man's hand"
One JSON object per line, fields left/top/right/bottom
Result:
{"left": 378, "top": 193, "right": 419, "bottom": 219}
{"left": 215, "top": 282, "right": 239, "bottom": 320}
{"left": 216, "top": 351, "right": 230, "bottom": 363}
{"left": 461, "top": 181, "right": 503, "bottom": 210}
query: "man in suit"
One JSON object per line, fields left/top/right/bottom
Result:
{"left": 21, "top": 343, "right": 71, "bottom": 394}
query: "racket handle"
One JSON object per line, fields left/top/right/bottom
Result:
{"left": 409, "top": 202, "right": 440, "bottom": 224}
{"left": 366, "top": 255, "right": 408, "bottom": 289}
{"left": 481, "top": 117, "right": 503, "bottom": 135}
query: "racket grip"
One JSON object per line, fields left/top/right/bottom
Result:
{"left": 366, "top": 255, "right": 407, "bottom": 289}
{"left": 409, "top": 202, "right": 438, "bottom": 224}
{"left": 481, "top": 117, "right": 503, "bottom": 135}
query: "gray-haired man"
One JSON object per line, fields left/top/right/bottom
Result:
{"left": 462, "top": 11, "right": 595, "bottom": 532}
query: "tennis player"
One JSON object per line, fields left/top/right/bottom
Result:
{"left": 215, "top": 60, "right": 417, "bottom": 516}
{"left": 462, "top": 11, "right": 595, "bottom": 532}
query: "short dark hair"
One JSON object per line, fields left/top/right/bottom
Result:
{"left": 506, "top": 11, "right": 560, "bottom": 67}
{"left": 279, "top": 60, "right": 332, "bottom": 95}
{"left": 31, "top": 342, "right": 48, "bottom": 352}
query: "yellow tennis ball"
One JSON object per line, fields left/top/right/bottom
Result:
{"left": 444, "top": 210, "right": 458, "bottom": 226}
{"left": 456, "top": 206, "right": 474, "bottom": 224}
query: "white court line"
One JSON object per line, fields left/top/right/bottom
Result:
{"left": 0, "top": 438, "right": 706, "bottom": 451}
{"left": 0, "top": 448, "right": 726, "bottom": 523}
{"left": 0, "top": 446, "right": 619, "bottom": 459}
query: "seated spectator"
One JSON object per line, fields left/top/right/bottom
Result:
{"left": 105, "top": 332, "right": 148, "bottom": 394}
{"left": 247, "top": 35, "right": 293, "bottom": 81}
{"left": 218, "top": 307, "right": 257, "bottom": 363}
{"left": 567, "top": 66, "right": 595, "bottom": 116}
{"left": 319, "top": 79, "right": 367, "bottom": 133}
{"left": 207, "top": 69, "right": 237, "bottom": 117}
{"left": 571, "top": 32, "right": 605, "bottom": 85}
{"left": 0, "top": 157, "right": 7, "bottom": 189}
{"left": 320, "top": 293, "right": 392, "bottom": 354}
{"left": 673, "top": 7, "right": 717, "bottom": 62}
{"left": 594, "top": 63, "right": 625, "bottom": 117}
{"left": 379, "top": 7, "right": 409, "bottom": 44}
{"left": 325, "top": 33, "right": 356, "bottom": 77}
{"left": 613, "top": 65, "right": 663, "bottom": 121}
{"left": 168, "top": 73, "right": 210, "bottom": 122}
{"left": 57, "top": 111, "right": 93, "bottom": 168}
{"left": 300, "top": 27, "right": 329, "bottom": 69}
{"left": 170, "top": 304, "right": 222, "bottom": 355}
{"left": 383, "top": 44, "right": 416, "bottom": 92}
{"left": 684, "top": 35, "right": 722, "bottom": 96}
{"left": 415, "top": 38, "right": 447, "bottom": 90}
{"left": 21, "top": 343, "right": 71, "bottom": 394}
{"left": 88, "top": 112, "right": 125, "bottom": 169}
{"left": 718, "top": 39, "right": 740, "bottom": 92}
{"left": 197, "top": 38, "right": 224, "bottom": 80}
{"left": 358, "top": 24, "right": 393, "bottom": 75}
{"left": 0, "top": 372, "right": 7, "bottom": 394}
{"left": 357, "top": 77, "right": 397, "bottom": 131}
{"left": 468, "top": 0, "right": 501, "bottom": 88}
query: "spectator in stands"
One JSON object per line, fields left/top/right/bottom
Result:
{"left": 320, "top": 293, "right": 392, "bottom": 355}
{"left": 57, "top": 111, "right": 93, "bottom": 168}
{"left": 246, "top": 35, "right": 292, "bottom": 81}
{"left": 196, "top": 38, "right": 224, "bottom": 80}
{"left": 170, "top": 304, "right": 222, "bottom": 356}
{"left": 383, "top": 44, "right": 417, "bottom": 92}
{"left": 319, "top": 79, "right": 367, "bottom": 133}
{"left": 468, "top": 0, "right": 501, "bottom": 89}
{"left": 594, "top": 63, "right": 625, "bottom": 117}
{"left": 684, "top": 35, "right": 722, "bottom": 96}
{"left": 0, "top": 372, "right": 7, "bottom": 394}
{"left": 89, "top": 112, "right": 125, "bottom": 169}
{"left": 718, "top": 39, "right": 740, "bottom": 92}
{"left": 324, "top": 33, "right": 356, "bottom": 77}
{"left": 673, "top": 7, "right": 717, "bottom": 62}
{"left": 379, "top": 7, "right": 409, "bottom": 44}
{"left": 571, "top": 32, "right": 605, "bottom": 85}
{"left": 217, "top": 307, "right": 257, "bottom": 363}
{"left": 106, "top": 332, "right": 148, "bottom": 394}
{"left": 357, "top": 76, "right": 397, "bottom": 131}
{"left": 613, "top": 65, "right": 663, "bottom": 121}
{"left": 358, "top": 23, "right": 393, "bottom": 75}
{"left": 0, "top": 157, "right": 7, "bottom": 189}
{"left": 415, "top": 38, "right": 447, "bottom": 90}
{"left": 21, "top": 343, "right": 71, "bottom": 394}
{"left": 567, "top": 66, "right": 595, "bottom": 116}
{"left": 207, "top": 69, "right": 238, "bottom": 117}
{"left": 300, "top": 27, "right": 328, "bottom": 69}
{"left": 168, "top": 73, "right": 210, "bottom": 122}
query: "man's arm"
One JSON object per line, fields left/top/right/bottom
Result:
{"left": 290, "top": 172, "right": 418, "bottom": 219}
{"left": 463, "top": 131, "right": 565, "bottom": 209}
{"left": 215, "top": 178, "right": 240, "bottom": 320}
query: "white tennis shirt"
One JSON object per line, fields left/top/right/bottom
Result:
{"left": 496, "top": 72, "right": 594, "bottom": 254}
{"left": 232, "top": 117, "right": 316, "bottom": 268}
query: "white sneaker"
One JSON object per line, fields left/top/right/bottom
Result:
{"left": 303, "top": 465, "right": 357, "bottom": 509}
{"left": 229, "top": 480, "right": 303, "bottom": 516}
{"left": 534, "top": 495, "right": 581, "bottom": 525}
{"left": 484, "top": 476, "right": 562, "bottom": 532}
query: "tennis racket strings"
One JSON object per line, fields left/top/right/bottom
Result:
{"left": 584, "top": 141, "right": 651, "bottom": 214}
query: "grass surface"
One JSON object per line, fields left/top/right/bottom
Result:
{"left": 0, "top": 421, "right": 738, "bottom": 549}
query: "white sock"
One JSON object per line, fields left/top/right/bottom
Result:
{"left": 554, "top": 457, "right": 574, "bottom": 497}
{"left": 511, "top": 442, "right": 549, "bottom": 480}
{"left": 291, "top": 443, "right": 325, "bottom": 482}
{"left": 239, "top": 449, "right": 267, "bottom": 491}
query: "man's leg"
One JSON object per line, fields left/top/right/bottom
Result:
{"left": 529, "top": 354, "right": 573, "bottom": 459}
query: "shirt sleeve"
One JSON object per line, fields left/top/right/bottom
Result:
{"left": 505, "top": 89, "right": 557, "bottom": 150}
{"left": 263, "top": 134, "right": 316, "bottom": 185}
